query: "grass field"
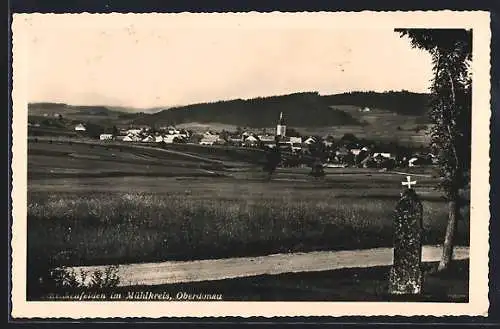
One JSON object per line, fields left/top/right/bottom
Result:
{"left": 27, "top": 140, "right": 470, "bottom": 270}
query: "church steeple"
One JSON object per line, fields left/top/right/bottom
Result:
{"left": 276, "top": 112, "right": 286, "bottom": 137}
{"left": 278, "top": 112, "right": 285, "bottom": 125}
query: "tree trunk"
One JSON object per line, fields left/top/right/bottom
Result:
{"left": 437, "top": 197, "right": 460, "bottom": 271}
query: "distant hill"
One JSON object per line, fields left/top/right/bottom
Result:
{"left": 132, "top": 92, "right": 362, "bottom": 128}
{"left": 28, "top": 103, "right": 119, "bottom": 116}
{"left": 28, "top": 91, "right": 432, "bottom": 143}
{"left": 321, "top": 91, "right": 431, "bottom": 116}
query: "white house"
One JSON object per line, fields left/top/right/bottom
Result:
{"left": 290, "top": 143, "right": 302, "bottom": 152}
{"left": 408, "top": 157, "right": 419, "bottom": 167}
{"left": 162, "top": 135, "right": 176, "bottom": 143}
{"left": 163, "top": 134, "right": 186, "bottom": 144}
{"left": 177, "top": 130, "right": 189, "bottom": 138}
{"left": 203, "top": 131, "right": 218, "bottom": 138}
{"left": 142, "top": 135, "right": 155, "bottom": 143}
{"left": 160, "top": 126, "right": 179, "bottom": 135}
{"left": 373, "top": 152, "right": 393, "bottom": 159}
{"left": 122, "top": 136, "right": 134, "bottom": 142}
{"left": 303, "top": 137, "right": 317, "bottom": 145}
{"left": 351, "top": 149, "right": 362, "bottom": 156}
{"left": 257, "top": 135, "right": 275, "bottom": 142}
{"left": 228, "top": 136, "right": 243, "bottom": 144}
{"left": 123, "top": 134, "right": 141, "bottom": 142}
{"left": 323, "top": 140, "right": 334, "bottom": 148}
{"left": 199, "top": 138, "right": 215, "bottom": 146}
{"left": 201, "top": 132, "right": 221, "bottom": 142}
{"left": 126, "top": 129, "right": 142, "bottom": 135}
{"left": 168, "top": 128, "right": 181, "bottom": 135}
{"left": 75, "top": 123, "right": 86, "bottom": 131}
{"left": 99, "top": 134, "right": 113, "bottom": 141}
{"left": 155, "top": 135, "right": 164, "bottom": 143}
{"left": 289, "top": 136, "right": 302, "bottom": 144}
{"left": 244, "top": 135, "right": 259, "bottom": 143}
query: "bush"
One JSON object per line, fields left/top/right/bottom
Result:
{"left": 28, "top": 261, "right": 120, "bottom": 299}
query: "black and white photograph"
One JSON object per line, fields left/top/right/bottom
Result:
{"left": 10, "top": 12, "right": 491, "bottom": 318}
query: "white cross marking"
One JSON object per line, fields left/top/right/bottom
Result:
{"left": 402, "top": 175, "right": 417, "bottom": 189}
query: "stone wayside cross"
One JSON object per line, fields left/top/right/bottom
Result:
{"left": 402, "top": 175, "right": 417, "bottom": 189}
{"left": 389, "top": 175, "right": 424, "bottom": 295}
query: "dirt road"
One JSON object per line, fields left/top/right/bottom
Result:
{"left": 68, "top": 245, "right": 469, "bottom": 287}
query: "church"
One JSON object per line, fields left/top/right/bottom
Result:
{"left": 276, "top": 112, "right": 286, "bottom": 138}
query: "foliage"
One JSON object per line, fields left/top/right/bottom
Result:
{"left": 28, "top": 260, "right": 120, "bottom": 298}
{"left": 321, "top": 90, "right": 431, "bottom": 116}
{"left": 396, "top": 29, "right": 472, "bottom": 198}
{"left": 132, "top": 92, "right": 362, "bottom": 127}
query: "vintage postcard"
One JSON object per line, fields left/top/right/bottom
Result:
{"left": 10, "top": 11, "right": 491, "bottom": 318}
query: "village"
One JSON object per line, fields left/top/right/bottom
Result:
{"left": 64, "top": 111, "right": 437, "bottom": 170}
{"left": 18, "top": 12, "right": 481, "bottom": 311}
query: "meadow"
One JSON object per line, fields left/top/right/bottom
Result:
{"left": 27, "top": 140, "right": 470, "bottom": 269}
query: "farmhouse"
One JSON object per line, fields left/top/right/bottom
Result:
{"left": 241, "top": 131, "right": 253, "bottom": 138}
{"left": 351, "top": 148, "right": 362, "bottom": 156}
{"left": 228, "top": 136, "right": 243, "bottom": 144}
{"left": 323, "top": 140, "right": 334, "bottom": 148}
{"left": 373, "top": 152, "right": 394, "bottom": 159}
{"left": 199, "top": 131, "right": 225, "bottom": 145}
{"left": 303, "top": 136, "right": 318, "bottom": 145}
{"left": 126, "top": 128, "right": 142, "bottom": 135}
{"left": 408, "top": 155, "right": 434, "bottom": 167}
{"left": 163, "top": 134, "right": 186, "bottom": 144}
{"left": 243, "top": 135, "right": 259, "bottom": 147}
{"left": 199, "top": 139, "right": 215, "bottom": 146}
{"left": 200, "top": 135, "right": 226, "bottom": 145}
{"left": 122, "top": 136, "right": 134, "bottom": 142}
{"left": 290, "top": 142, "right": 302, "bottom": 152}
{"left": 203, "top": 131, "right": 218, "bottom": 138}
{"left": 74, "top": 123, "right": 86, "bottom": 131}
{"left": 99, "top": 134, "right": 113, "bottom": 141}
{"left": 163, "top": 135, "right": 177, "bottom": 144}
{"left": 123, "top": 134, "right": 141, "bottom": 142}
{"left": 155, "top": 135, "right": 164, "bottom": 143}
{"left": 169, "top": 128, "right": 181, "bottom": 135}
{"left": 257, "top": 134, "right": 275, "bottom": 142}
{"left": 142, "top": 135, "right": 155, "bottom": 143}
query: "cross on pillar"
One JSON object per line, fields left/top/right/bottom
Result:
{"left": 402, "top": 175, "right": 417, "bottom": 189}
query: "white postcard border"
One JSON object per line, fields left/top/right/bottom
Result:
{"left": 10, "top": 11, "right": 491, "bottom": 318}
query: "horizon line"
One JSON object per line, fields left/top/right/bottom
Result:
{"left": 28, "top": 89, "right": 431, "bottom": 111}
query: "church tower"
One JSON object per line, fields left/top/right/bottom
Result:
{"left": 276, "top": 112, "right": 286, "bottom": 137}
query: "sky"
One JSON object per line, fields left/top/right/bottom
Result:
{"left": 20, "top": 14, "right": 434, "bottom": 109}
